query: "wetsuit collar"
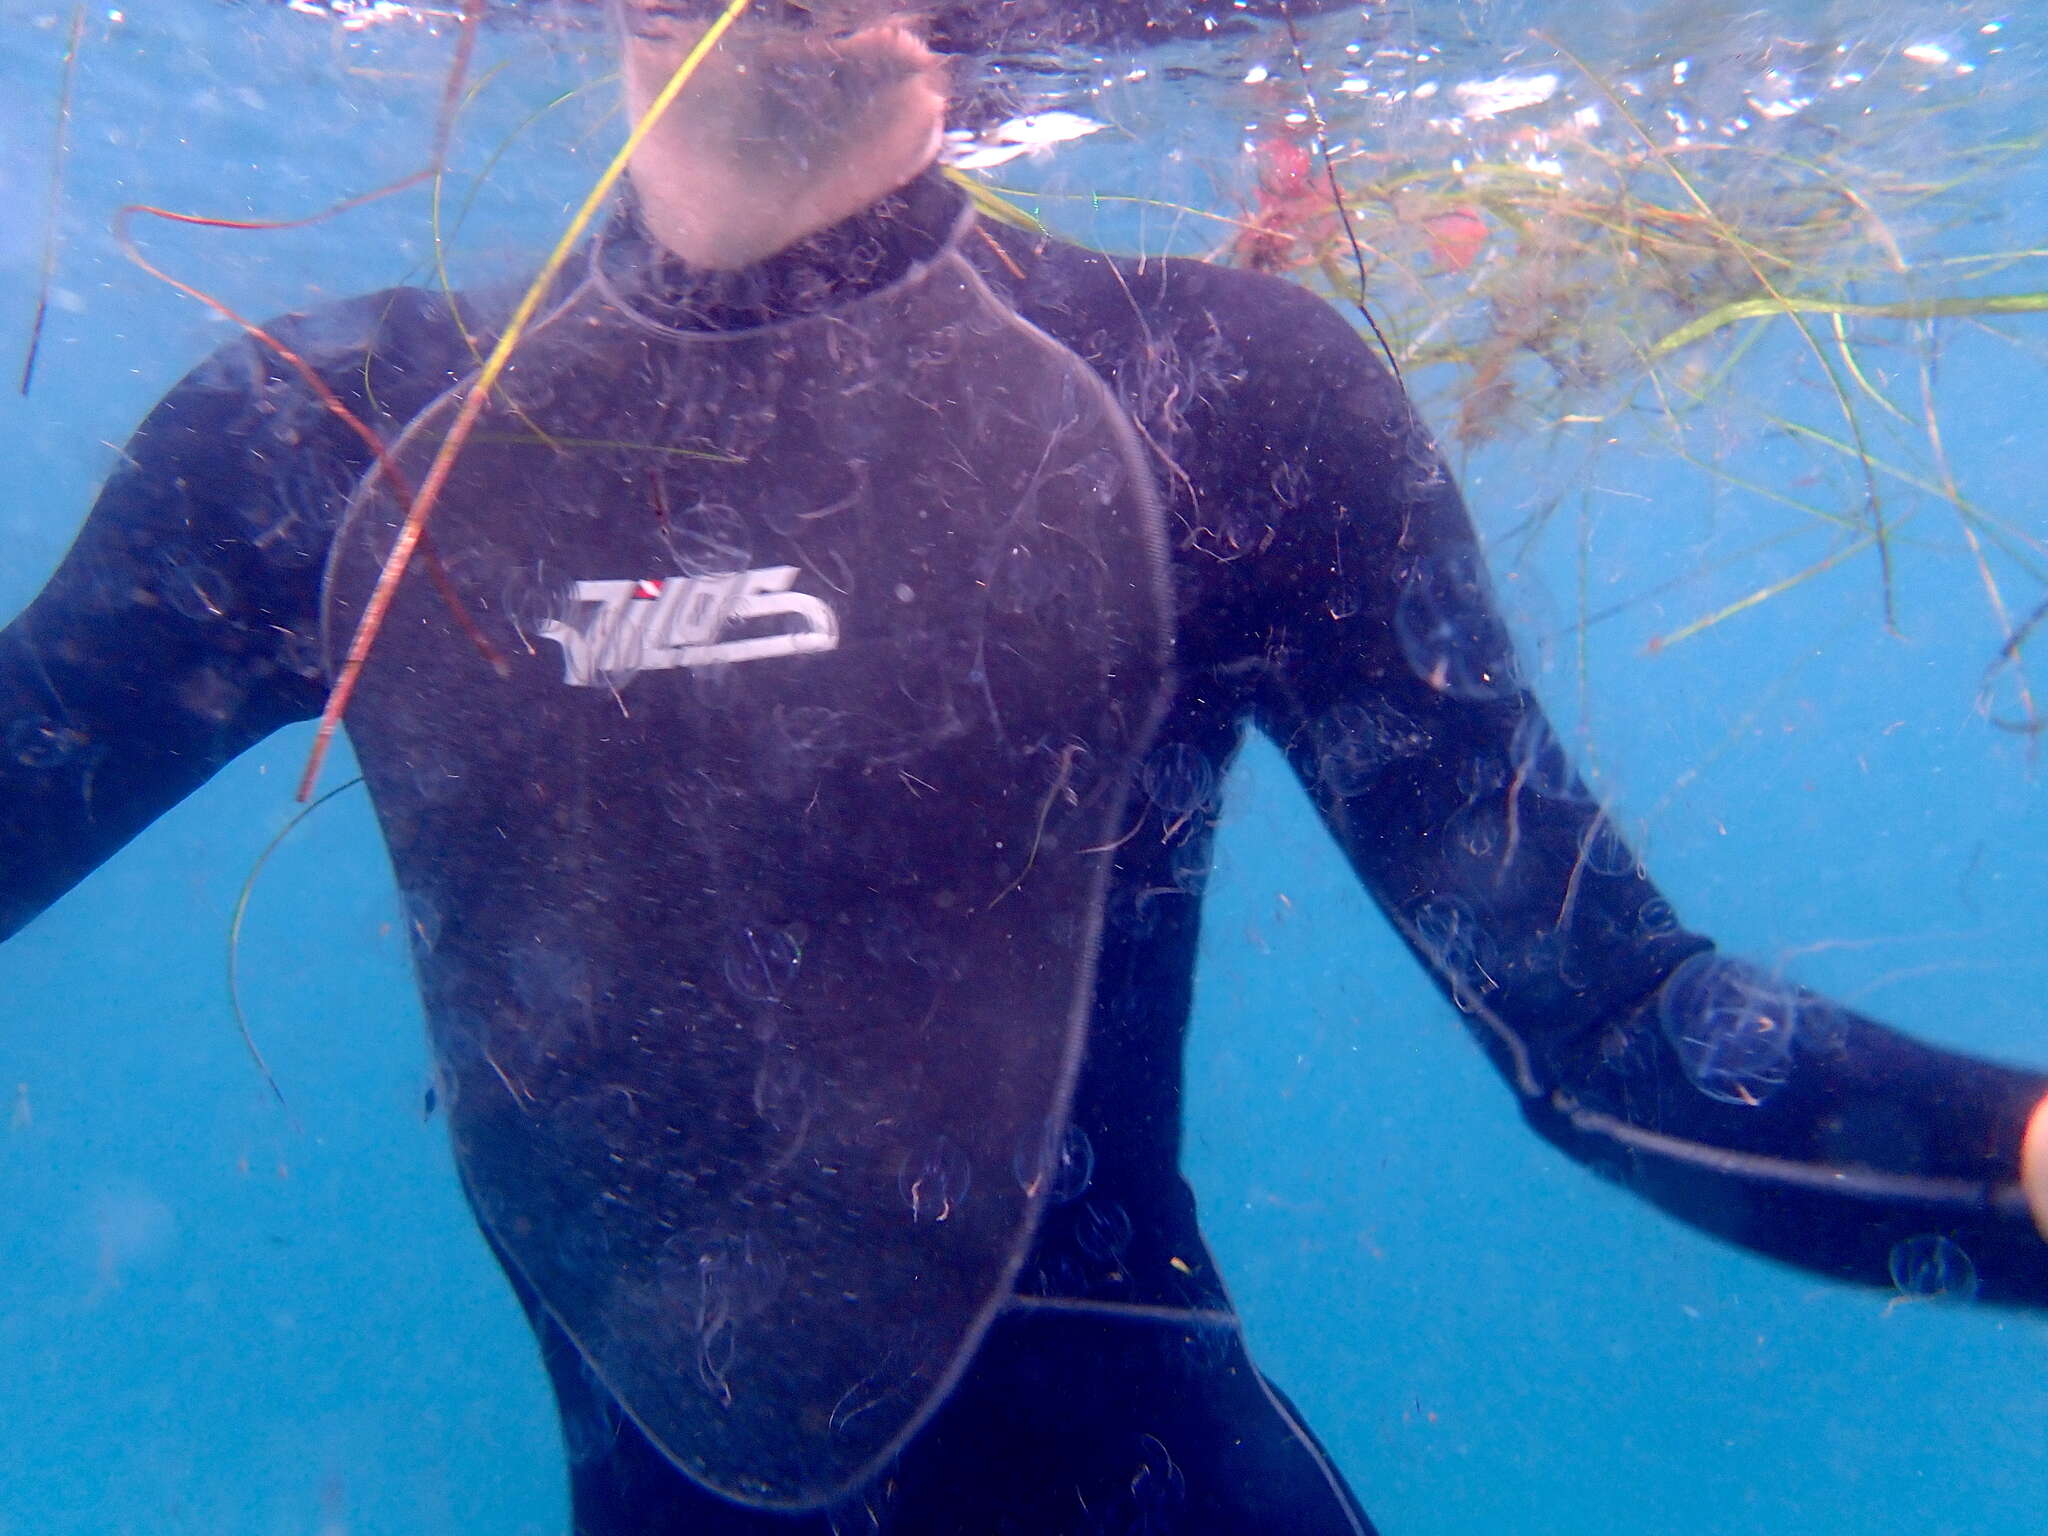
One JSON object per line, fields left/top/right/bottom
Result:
{"left": 592, "top": 164, "right": 970, "bottom": 334}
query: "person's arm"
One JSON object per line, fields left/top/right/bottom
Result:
{"left": 1226, "top": 280, "right": 2048, "bottom": 1306}
{"left": 0, "top": 287, "right": 468, "bottom": 941}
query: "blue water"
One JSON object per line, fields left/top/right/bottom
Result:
{"left": 3, "top": 4, "right": 2046, "bottom": 1532}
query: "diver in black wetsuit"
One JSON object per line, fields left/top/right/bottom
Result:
{"left": 7, "top": 1, "right": 2048, "bottom": 1531}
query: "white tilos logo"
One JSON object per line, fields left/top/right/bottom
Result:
{"left": 538, "top": 568, "right": 839, "bottom": 687}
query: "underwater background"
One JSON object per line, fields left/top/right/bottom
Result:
{"left": 2, "top": 1, "right": 2046, "bottom": 1531}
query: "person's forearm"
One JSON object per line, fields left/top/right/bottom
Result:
{"left": 1522, "top": 963, "right": 2048, "bottom": 1306}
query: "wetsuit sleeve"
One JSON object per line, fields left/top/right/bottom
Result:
{"left": 0, "top": 287, "right": 469, "bottom": 942}
{"left": 1230, "top": 283, "right": 2048, "bottom": 1308}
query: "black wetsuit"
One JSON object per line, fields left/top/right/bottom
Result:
{"left": 5, "top": 169, "right": 2047, "bottom": 1535}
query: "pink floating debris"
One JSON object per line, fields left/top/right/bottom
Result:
{"left": 1421, "top": 206, "right": 1488, "bottom": 273}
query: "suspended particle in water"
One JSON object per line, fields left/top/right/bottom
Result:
{"left": 1655, "top": 952, "right": 1798, "bottom": 1107}
{"left": 1267, "top": 458, "right": 1310, "bottom": 511}
{"left": 991, "top": 538, "right": 1063, "bottom": 614}
{"left": 8, "top": 714, "right": 88, "bottom": 768}
{"left": 552, "top": 1082, "right": 649, "bottom": 1164}
{"left": 1102, "top": 1433, "right": 1187, "bottom": 1535}
{"left": 276, "top": 625, "right": 324, "bottom": 681}
{"left": 899, "top": 1136, "right": 972, "bottom": 1223}
{"left": 153, "top": 549, "right": 234, "bottom": 624}
{"left": 861, "top": 899, "right": 952, "bottom": 978}
{"left": 1309, "top": 700, "right": 1426, "bottom": 797}
{"left": 1140, "top": 741, "right": 1219, "bottom": 824}
{"left": 561, "top": 1357, "right": 629, "bottom": 1468}
{"left": 1635, "top": 897, "right": 1680, "bottom": 938}
{"left": 1309, "top": 702, "right": 1390, "bottom": 797}
{"left": 751, "top": 1049, "right": 815, "bottom": 1134}
{"left": 1887, "top": 1233, "right": 1978, "bottom": 1304}
{"left": 1455, "top": 753, "right": 1508, "bottom": 802}
{"left": 1165, "top": 834, "right": 1211, "bottom": 898}
{"left": 1410, "top": 894, "right": 1500, "bottom": 1008}
{"left": 756, "top": 704, "right": 858, "bottom": 801}
{"left": 721, "top": 923, "right": 802, "bottom": 1005}
{"left": 502, "top": 564, "right": 574, "bottom": 649}
{"left": 399, "top": 883, "right": 444, "bottom": 954}
{"left": 661, "top": 1227, "right": 788, "bottom": 1405}
{"left": 1074, "top": 1198, "right": 1135, "bottom": 1264}
{"left": 1578, "top": 813, "right": 1641, "bottom": 879}
{"left": 1506, "top": 709, "right": 1588, "bottom": 803}
{"left": 1173, "top": 1315, "right": 1239, "bottom": 1379}
{"left": 659, "top": 497, "right": 752, "bottom": 578}
{"left": 1393, "top": 547, "right": 1518, "bottom": 702}
{"left": 1448, "top": 799, "right": 1504, "bottom": 860}
{"left": 1012, "top": 1122, "right": 1095, "bottom": 1205}
{"left": 83, "top": 1186, "right": 175, "bottom": 1304}
{"left": 404, "top": 742, "right": 465, "bottom": 806}
{"left": 176, "top": 664, "right": 244, "bottom": 726}
{"left": 1031, "top": 1252, "right": 1090, "bottom": 1300}
{"left": 511, "top": 939, "right": 594, "bottom": 1017}
{"left": 548, "top": 1196, "right": 619, "bottom": 1283}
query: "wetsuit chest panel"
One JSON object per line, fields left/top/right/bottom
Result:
{"left": 322, "top": 250, "right": 1175, "bottom": 1507}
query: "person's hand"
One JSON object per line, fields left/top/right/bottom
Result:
{"left": 2022, "top": 1093, "right": 2048, "bottom": 1241}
